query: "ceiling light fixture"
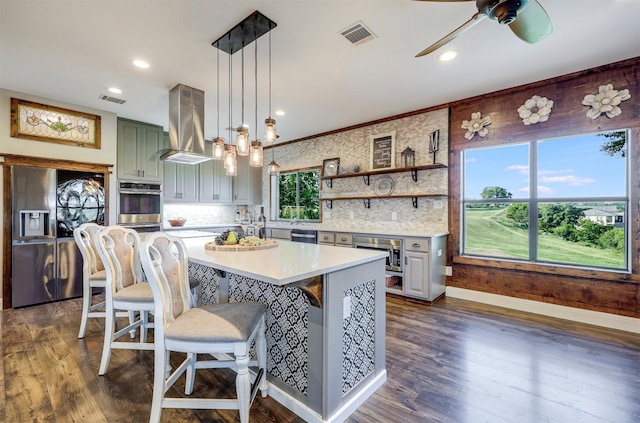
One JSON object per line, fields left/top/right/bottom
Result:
{"left": 213, "top": 11, "right": 277, "bottom": 173}
{"left": 268, "top": 143, "right": 280, "bottom": 174}
{"left": 224, "top": 34, "right": 237, "bottom": 176}
{"left": 108, "top": 87, "right": 122, "bottom": 94}
{"left": 264, "top": 30, "right": 277, "bottom": 144}
{"left": 236, "top": 43, "right": 250, "bottom": 156}
{"left": 275, "top": 110, "right": 285, "bottom": 116}
{"left": 438, "top": 50, "right": 458, "bottom": 62}
{"left": 133, "top": 59, "right": 149, "bottom": 69}
{"left": 250, "top": 25, "right": 264, "bottom": 167}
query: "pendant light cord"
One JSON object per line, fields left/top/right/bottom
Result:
{"left": 268, "top": 30, "right": 272, "bottom": 119}
{"left": 254, "top": 26, "right": 258, "bottom": 137}
{"left": 216, "top": 47, "right": 220, "bottom": 137}
{"left": 228, "top": 34, "right": 232, "bottom": 144}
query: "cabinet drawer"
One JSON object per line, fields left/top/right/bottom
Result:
{"left": 404, "top": 237, "right": 429, "bottom": 253}
{"left": 318, "top": 231, "right": 335, "bottom": 244}
{"left": 268, "top": 228, "right": 291, "bottom": 240}
{"left": 335, "top": 233, "right": 353, "bottom": 246}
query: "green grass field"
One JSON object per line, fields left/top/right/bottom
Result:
{"left": 464, "top": 208, "right": 625, "bottom": 269}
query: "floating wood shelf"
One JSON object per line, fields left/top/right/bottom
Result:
{"left": 322, "top": 163, "right": 446, "bottom": 187}
{"left": 321, "top": 194, "right": 446, "bottom": 209}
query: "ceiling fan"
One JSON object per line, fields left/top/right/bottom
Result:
{"left": 415, "top": 0, "right": 552, "bottom": 57}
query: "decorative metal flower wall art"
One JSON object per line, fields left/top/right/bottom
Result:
{"left": 517, "top": 95, "right": 554, "bottom": 125}
{"left": 461, "top": 112, "right": 491, "bottom": 140}
{"left": 582, "top": 84, "right": 631, "bottom": 119}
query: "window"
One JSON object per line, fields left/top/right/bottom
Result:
{"left": 462, "top": 130, "right": 629, "bottom": 271}
{"left": 271, "top": 168, "right": 321, "bottom": 222}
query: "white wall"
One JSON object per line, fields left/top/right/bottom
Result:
{"left": 0, "top": 88, "right": 118, "bottom": 308}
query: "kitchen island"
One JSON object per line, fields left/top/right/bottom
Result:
{"left": 182, "top": 237, "right": 388, "bottom": 423}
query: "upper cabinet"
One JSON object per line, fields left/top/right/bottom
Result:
{"left": 232, "top": 155, "right": 262, "bottom": 205}
{"left": 117, "top": 118, "right": 163, "bottom": 182}
{"left": 199, "top": 142, "right": 232, "bottom": 204}
{"left": 163, "top": 161, "right": 199, "bottom": 203}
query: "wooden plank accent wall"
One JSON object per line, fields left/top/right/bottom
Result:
{"left": 448, "top": 57, "right": 640, "bottom": 318}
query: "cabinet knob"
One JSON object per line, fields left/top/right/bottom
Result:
{"left": 341, "top": 237, "right": 347, "bottom": 241}
{"left": 412, "top": 243, "right": 421, "bottom": 248}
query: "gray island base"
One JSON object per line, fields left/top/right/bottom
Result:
{"left": 183, "top": 238, "right": 388, "bottom": 423}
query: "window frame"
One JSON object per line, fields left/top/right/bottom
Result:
{"left": 460, "top": 130, "right": 631, "bottom": 274}
{"left": 270, "top": 166, "right": 322, "bottom": 223}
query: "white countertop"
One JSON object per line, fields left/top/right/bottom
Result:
{"left": 183, "top": 237, "right": 388, "bottom": 286}
{"left": 268, "top": 225, "right": 449, "bottom": 238}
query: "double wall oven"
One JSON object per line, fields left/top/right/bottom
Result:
{"left": 117, "top": 181, "right": 162, "bottom": 232}
{"left": 354, "top": 235, "right": 402, "bottom": 272}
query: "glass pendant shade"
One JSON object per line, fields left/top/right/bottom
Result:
{"left": 268, "top": 159, "right": 280, "bottom": 174}
{"left": 212, "top": 137, "right": 225, "bottom": 160}
{"left": 264, "top": 118, "right": 277, "bottom": 144}
{"left": 250, "top": 140, "right": 263, "bottom": 167}
{"left": 236, "top": 126, "right": 249, "bottom": 156}
{"left": 224, "top": 145, "right": 237, "bottom": 174}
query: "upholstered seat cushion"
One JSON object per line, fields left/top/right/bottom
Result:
{"left": 113, "top": 281, "right": 154, "bottom": 303}
{"left": 165, "top": 303, "right": 266, "bottom": 343}
{"left": 90, "top": 269, "right": 107, "bottom": 281}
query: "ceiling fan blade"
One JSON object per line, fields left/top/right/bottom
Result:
{"left": 416, "top": 12, "right": 487, "bottom": 57}
{"left": 508, "top": 0, "right": 552, "bottom": 43}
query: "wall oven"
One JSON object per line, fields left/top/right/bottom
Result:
{"left": 117, "top": 181, "right": 162, "bottom": 231}
{"left": 354, "top": 236, "right": 402, "bottom": 272}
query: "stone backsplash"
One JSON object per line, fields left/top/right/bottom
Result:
{"left": 262, "top": 108, "right": 449, "bottom": 233}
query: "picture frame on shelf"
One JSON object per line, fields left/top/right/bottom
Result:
{"left": 369, "top": 130, "right": 396, "bottom": 170}
{"left": 322, "top": 157, "right": 340, "bottom": 177}
{"left": 10, "top": 98, "right": 101, "bottom": 149}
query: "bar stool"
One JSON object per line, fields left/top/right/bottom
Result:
{"left": 74, "top": 223, "right": 133, "bottom": 339}
{"left": 94, "top": 225, "right": 155, "bottom": 376}
{"left": 140, "top": 232, "right": 267, "bottom": 423}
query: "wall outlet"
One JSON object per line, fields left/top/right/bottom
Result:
{"left": 325, "top": 211, "right": 331, "bottom": 219}
{"left": 445, "top": 266, "right": 452, "bottom": 276}
{"left": 391, "top": 212, "right": 397, "bottom": 221}
{"left": 349, "top": 210, "right": 354, "bottom": 220}
{"left": 343, "top": 296, "right": 351, "bottom": 319}
{"left": 434, "top": 200, "right": 444, "bottom": 209}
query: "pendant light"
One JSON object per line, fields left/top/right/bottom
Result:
{"left": 236, "top": 33, "right": 250, "bottom": 156}
{"left": 250, "top": 26, "right": 263, "bottom": 167}
{"left": 268, "top": 144, "right": 280, "bottom": 174}
{"left": 225, "top": 35, "right": 237, "bottom": 176}
{"left": 212, "top": 46, "right": 224, "bottom": 160}
{"left": 264, "top": 30, "right": 277, "bottom": 144}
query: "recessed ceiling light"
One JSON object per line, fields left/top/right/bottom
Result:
{"left": 108, "top": 87, "right": 122, "bottom": 94}
{"left": 438, "top": 50, "right": 458, "bottom": 62}
{"left": 275, "top": 110, "right": 285, "bottom": 116}
{"left": 133, "top": 59, "right": 150, "bottom": 69}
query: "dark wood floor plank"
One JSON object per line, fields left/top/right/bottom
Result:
{"left": 2, "top": 295, "right": 639, "bottom": 422}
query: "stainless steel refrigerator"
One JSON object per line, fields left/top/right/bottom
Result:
{"left": 11, "top": 166, "right": 105, "bottom": 308}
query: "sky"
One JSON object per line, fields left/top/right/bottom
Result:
{"left": 464, "top": 131, "right": 627, "bottom": 200}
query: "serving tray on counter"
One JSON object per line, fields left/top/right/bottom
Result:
{"left": 204, "top": 240, "right": 278, "bottom": 251}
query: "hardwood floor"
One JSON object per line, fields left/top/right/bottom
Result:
{"left": 1, "top": 295, "right": 638, "bottom": 422}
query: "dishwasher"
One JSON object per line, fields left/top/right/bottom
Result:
{"left": 290, "top": 229, "right": 318, "bottom": 244}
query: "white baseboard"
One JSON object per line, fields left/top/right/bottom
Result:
{"left": 446, "top": 287, "right": 640, "bottom": 334}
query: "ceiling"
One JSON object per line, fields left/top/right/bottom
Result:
{"left": 1, "top": 0, "right": 639, "bottom": 144}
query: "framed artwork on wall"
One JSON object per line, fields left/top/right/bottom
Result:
{"left": 322, "top": 157, "right": 340, "bottom": 177}
{"left": 369, "top": 130, "right": 396, "bottom": 170}
{"left": 10, "top": 98, "right": 101, "bottom": 149}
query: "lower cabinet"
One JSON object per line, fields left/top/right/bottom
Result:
{"left": 401, "top": 236, "right": 446, "bottom": 302}
{"left": 318, "top": 231, "right": 353, "bottom": 247}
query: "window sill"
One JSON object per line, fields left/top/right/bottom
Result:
{"left": 453, "top": 255, "right": 639, "bottom": 283}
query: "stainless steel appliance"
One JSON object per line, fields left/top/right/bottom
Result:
{"left": 117, "top": 180, "right": 162, "bottom": 232}
{"left": 354, "top": 235, "right": 403, "bottom": 272}
{"left": 291, "top": 229, "right": 318, "bottom": 244}
{"left": 11, "top": 166, "right": 105, "bottom": 308}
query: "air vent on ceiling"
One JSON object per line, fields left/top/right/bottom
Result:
{"left": 99, "top": 94, "right": 126, "bottom": 104}
{"left": 340, "top": 21, "right": 376, "bottom": 46}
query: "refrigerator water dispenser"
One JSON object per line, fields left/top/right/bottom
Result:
{"left": 20, "top": 210, "right": 50, "bottom": 237}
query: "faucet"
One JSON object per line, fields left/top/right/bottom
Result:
{"left": 284, "top": 206, "right": 298, "bottom": 224}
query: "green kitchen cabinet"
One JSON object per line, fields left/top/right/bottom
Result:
{"left": 117, "top": 118, "right": 163, "bottom": 182}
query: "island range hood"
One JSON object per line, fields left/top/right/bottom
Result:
{"left": 160, "top": 83, "right": 212, "bottom": 165}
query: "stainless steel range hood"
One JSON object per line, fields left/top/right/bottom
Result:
{"left": 161, "top": 84, "right": 212, "bottom": 165}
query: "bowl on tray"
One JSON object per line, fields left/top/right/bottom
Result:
{"left": 168, "top": 218, "right": 187, "bottom": 227}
